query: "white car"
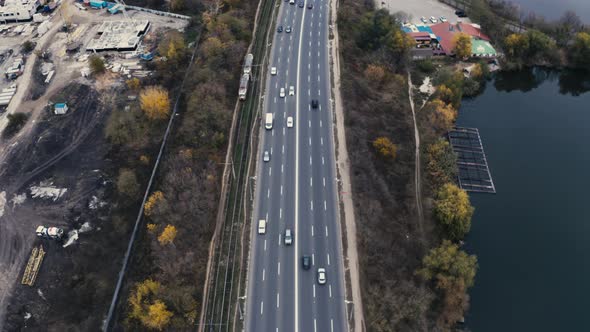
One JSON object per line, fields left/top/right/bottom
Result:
{"left": 289, "top": 86, "right": 295, "bottom": 96}
{"left": 263, "top": 151, "right": 270, "bottom": 162}
{"left": 284, "top": 229, "right": 293, "bottom": 245}
{"left": 271, "top": 67, "right": 277, "bottom": 75}
{"left": 420, "top": 16, "right": 427, "bottom": 23}
{"left": 430, "top": 16, "right": 438, "bottom": 23}
{"left": 317, "top": 268, "right": 326, "bottom": 285}
{"left": 287, "top": 116, "right": 294, "bottom": 128}
{"left": 440, "top": 16, "right": 448, "bottom": 22}
{"left": 280, "top": 87, "right": 285, "bottom": 98}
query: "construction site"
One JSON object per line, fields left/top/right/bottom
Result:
{"left": 0, "top": 0, "right": 190, "bottom": 329}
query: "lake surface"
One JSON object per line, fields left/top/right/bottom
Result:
{"left": 507, "top": 0, "right": 590, "bottom": 23}
{"left": 457, "top": 68, "right": 590, "bottom": 331}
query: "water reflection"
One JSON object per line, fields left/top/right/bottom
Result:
{"left": 493, "top": 67, "right": 590, "bottom": 96}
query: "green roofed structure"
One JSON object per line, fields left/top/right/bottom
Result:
{"left": 471, "top": 39, "right": 497, "bottom": 58}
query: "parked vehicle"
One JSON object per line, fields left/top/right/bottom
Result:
{"left": 36, "top": 226, "right": 64, "bottom": 240}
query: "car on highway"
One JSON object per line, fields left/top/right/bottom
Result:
{"left": 263, "top": 150, "right": 270, "bottom": 162}
{"left": 307, "top": 2, "right": 313, "bottom": 9}
{"left": 286, "top": 26, "right": 292, "bottom": 33}
{"left": 311, "top": 99, "right": 319, "bottom": 109}
{"left": 430, "top": 16, "right": 438, "bottom": 23}
{"left": 298, "top": 1, "right": 304, "bottom": 8}
{"left": 271, "top": 67, "right": 277, "bottom": 75}
{"left": 258, "top": 219, "right": 266, "bottom": 234}
{"left": 289, "top": 86, "right": 295, "bottom": 96}
{"left": 440, "top": 16, "right": 448, "bottom": 22}
{"left": 317, "top": 268, "right": 326, "bottom": 285}
{"left": 284, "top": 229, "right": 293, "bottom": 245}
{"left": 420, "top": 16, "right": 427, "bottom": 23}
{"left": 302, "top": 255, "right": 311, "bottom": 270}
{"left": 280, "top": 87, "right": 285, "bottom": 98}
{"left": 289, "top": 0, "right": 295, "bottom": 4}
{"left": 287, "top": 116, "right": 294, "bottom": 128}
{"left": 277, "top": 25, "right": 283, "bottom": 33}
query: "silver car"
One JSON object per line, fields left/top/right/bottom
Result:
{"left": 284, "top": 229, "right": 293, "bottom": 245}
{"left": 263, "top": 151, "right": 270, "bottom": 162}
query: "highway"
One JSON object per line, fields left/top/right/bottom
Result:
{"left": 244, "top": 0, "right": 348, "bottom": 331}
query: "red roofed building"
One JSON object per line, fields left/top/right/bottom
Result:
{"left": 430, "top": 22, "right": 491, "bottom": 55}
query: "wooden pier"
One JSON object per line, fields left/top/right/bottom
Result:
{"left": 448, "top": 127, "right": 496, "bottom": 194}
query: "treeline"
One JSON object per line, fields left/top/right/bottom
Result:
{"left": 102, "top": 0, "right": 257, "bottom": 329}
{"left": 445, "top": 0, "right": 590, "bottom": 70}
{"left": 413, "top": 59, "right": 483, "bottom": 328}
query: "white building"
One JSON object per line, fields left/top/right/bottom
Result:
{"left": 0, "top": 0, "right": 39, "bottom": 22}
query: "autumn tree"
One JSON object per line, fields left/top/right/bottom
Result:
{"left": 426, "top": 139, "right": 458, "bottom": 189}
{"left": 158, "top": 31, "right": 186, "bottom": 61}
{"left": 144, "top": 191, "right": 165, "bottom": 217}
{"left": 126, "top": 78, "right": 141, "bottom": 91}
{"left": 372, "top": 137, "right": 398, "bottom": 159}
{"left": 427, "top": 99, "right": 457, "bottom": 132}
{"left": 158, "top": 225, "right": 178, "bottom": 245}
{"left": 453, "top": 32, "right": 472, "bottom": 59}
{"left": 128, "top": 279, "right": 173, "bottom": 330}
{"left": 140, "top": 86, "right": 171, "bottom": 121}
{"left": 434, "top": 183, "right": 474, "bottom": 240}
{"left": 89, "top": 55, "right": 106, "bottom": 75}
{"left": 568, "top": 32, "right": 590, "bottom": 70}
{"left": 504, "top": 33, "right": 529, "bottom": 59}
{"left": 417, "top": 240, "right": 477, "bottom": 329}
{"left": 117, "top": 168, "right": 140, "bottom": 197}
{"left": 364, "top": 64, "right": 387, "bottom": 85}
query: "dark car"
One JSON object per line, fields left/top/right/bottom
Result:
{"left": 298, "top": 1, "right": 304, "bottom": 8}
{"left": 311, "top": 99, "right": 319, "bottom": 109}
{"left": 277, "top": 25, "right": 283, "bottom": 33}
{"left": 307, "top": 2, "right": 313, "bottom": 9}
{"left": 302, "top": 255, "right": 311, "bottom": 270}
{"left": 285, "top": 26, "right": 292, "bottom": 33}
{"left": 455, "top": 10, "right": 467, "bottom": 17}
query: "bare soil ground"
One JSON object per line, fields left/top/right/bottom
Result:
{"left": 0, "top": 83, "right": 128, "bottom": 331}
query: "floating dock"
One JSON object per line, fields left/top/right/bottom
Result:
{"left": 448, "top": 127, "right": 496, "bottom": 193}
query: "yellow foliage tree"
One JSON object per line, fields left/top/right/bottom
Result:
{"left": 504, "top": 33, "right": 528, "bottom": 58}
{"left": 140, "top": 86, "right": 170, "bottom": 121}
{"left": 372, "top": 137, "right": 398, "bottom": 159}
{"left": 128, "top": 279, "right": 173, "bottom": 330}
{"left": 428, "top": 99, "right": 457, "bottom": 131}
{"left": 471, "top": 63, "right": 484, "bottom": 79}
{"left": 453, "top": 32, "right": 472, "bottom": 59}
{"left": 126, "top": 78, "right": 141, "bottom": 91}
{"left": 436, "top": 85, "right": 454, "bottom": 105}
{"left": 147, "top": 223, "right": 157, "bottom": 233}
{"left": 434, "top": 183, "right": 474, "bottom": 240}
{"left": 364, "top": 64, "right": 387, "bottom": 84}
{"left": 145, "top": 300, "right": 173, "bottom": 330}
{"left": 158, "top": 225, "right": 178, "bottom": 245}
{"left": 144, "top": 191, "right": 164, "bottom": 217}
{"left": 201, "top": 37, "right": 225, "bottom": 58}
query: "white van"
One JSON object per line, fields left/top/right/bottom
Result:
{"left": 265, "top": 113, "right": 273, "bottom": 130}
{"left": 258, "top": 219, "right": 266, "bottom": 234}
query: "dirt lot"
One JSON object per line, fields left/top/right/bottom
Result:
{"left": 0, "top": 82, "right": 129, "bottom": 330}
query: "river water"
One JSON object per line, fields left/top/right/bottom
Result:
{"left": 507, "top": 0, "right": 590, "bottom": 23}
{"left": 457, "top": 68, "right": 590, "bottom": 331}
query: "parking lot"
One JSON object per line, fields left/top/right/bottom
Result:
{"left": 377, "top": 0, "right": 472, "bottom": 25}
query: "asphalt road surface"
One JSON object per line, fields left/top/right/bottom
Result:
{"left": 244, "top": 0, "right": 348, "bottom": 331}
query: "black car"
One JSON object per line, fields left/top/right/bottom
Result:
{"left": 298, "top": 1, "right": 304, "bottom": 8}
{"left": 285, "top": 26, "right": 292, "bottom": 33}
{"left": 307, "top": 2, "right": 313, "bottom": 9}
{"left": 311, "top": 99, "right": 319, "bottom": 109}
{"left": 455, "top": 10, "right": 467, "bottom": 17}
{"left": 277, "top": 25, "right": 283, "bottom": 33}
{"left": 302, "top": 255, "right": 311, "bottom": 270}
